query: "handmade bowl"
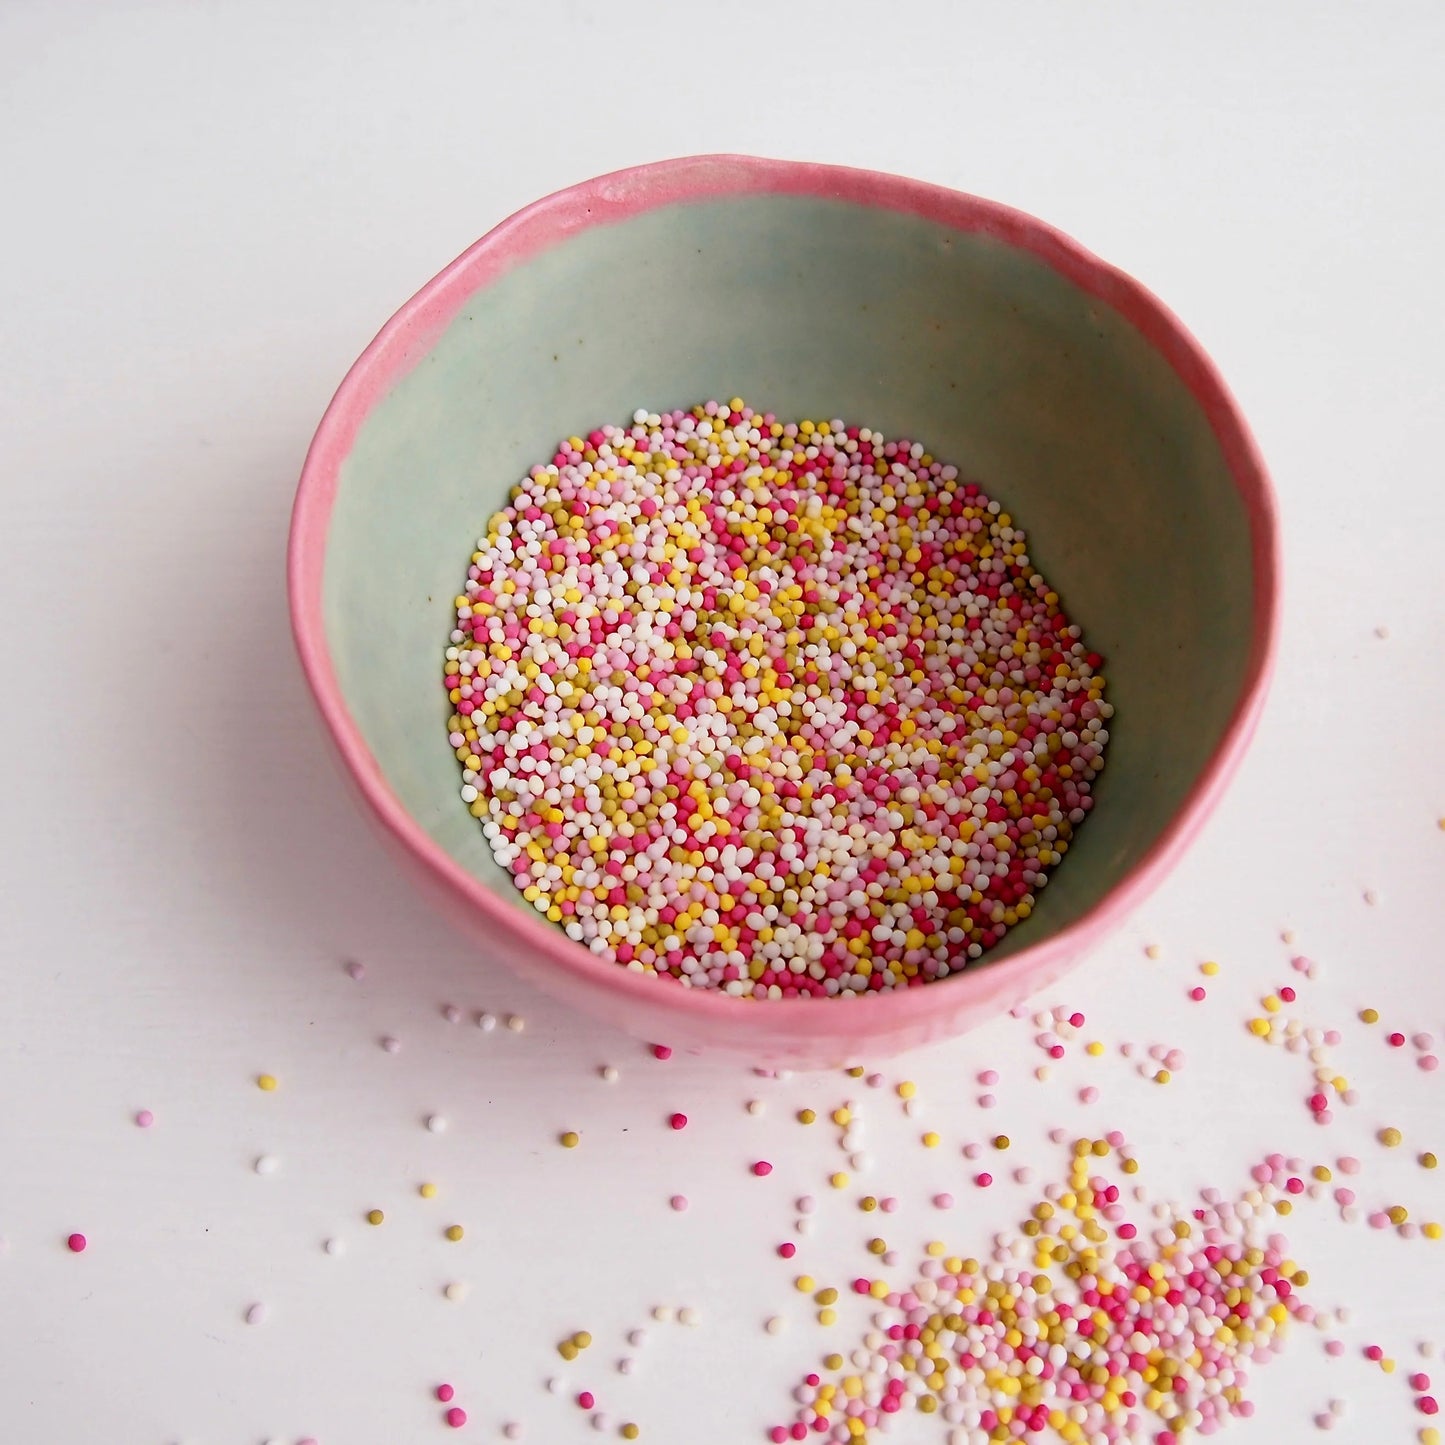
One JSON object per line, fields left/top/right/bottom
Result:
{"left": 288, "top": 154, "right": 1279, "bottom": 1069}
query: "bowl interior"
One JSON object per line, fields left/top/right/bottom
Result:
{"left": 320, "top": 189, "right": 1255, "bottom": 969}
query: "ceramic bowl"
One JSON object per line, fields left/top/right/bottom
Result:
{"left": 288, "top": 154, "right": 1279, "bottom": 1068}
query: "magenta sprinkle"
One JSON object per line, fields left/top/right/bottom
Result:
{"left": 668, "top": 1113, "right": 688, "bottom": 1130}
{"left": 437, "top": 1385, "right": 455, "bottom": 1403}
{"left": 651, "top": 1045, "right": 672, "bottom": 1061}
{"left": 778, "top": 1242, "right": 797, "bottom": 1259}
{"left": 66, "top": 1233, "right": 86, "bottom": 1253}
{"left": 445, "top": 1408, "right": 467, "bottom": 1428}
{"left": 134, "top": 1109, "right": 154, "bottom": 1128}
{"left": 752, "top": 1161, "right": 773, "bottom": 1177}
{"left": 577, "top": 1392, "right": 595, "bottom": 1410}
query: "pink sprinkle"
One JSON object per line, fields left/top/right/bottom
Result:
{"left": 651, "top": 1044, "right": 672, "bottom": 1060}
{"left": 669, "top": 1194, "right": 688, "bottom": 1212}
{"left": 752, "top": 1160, "right": 773, "bottom": 1177}
{"left": 66, "top": 1233, "right": 86, "bottom": 1253}
{"left": 437, "top": 1385, "right": 456, "bottom": 1403}
{"left": 1325, "top": 1340, "right": 1346, "bottom": 1357}
{"left": 1338, "top": 1156, "right": 1361, "bottom": 1175}
{"left": 933, "top": 1193, "right": 955, "bottom": 1210}
{"left": 577, "top": 1392, "right": 595, "bottom": 1409}
{"left": 1421, "top": 1055, "right": 1440, "bottom": 1072}
{"left": 668, "top": 1113, "right": 688, "bottom": 1130}
{"left": 1415, "top": 1034, "right": 1436, "bottom": 1051}
{"left": 879, "top": 1196, "right": 899, "bottom": 1213}
{"left": 778, "top": 1242, "right": 796, "bottom": 1258}
{"left": 1421, "top": 1397, "right": 1440, "bottom": 1416}
{"left": 345, "top": 959, "right": 366, "bottom": 980}
{"left": 1370, "top": 1211, "right": 1392, "bottom": 1229}
{"left": 1291, "top": 955, "right": 1313, "bottom": 973}
{"left": 963, "top": 1142, "right": 982, "bottom": 1160}
{"left": 977, "top": 1070, "right": 999, "bottom": 1085}
{"left": 978, "top": 1093, "right": 997, "bottom": 1109}
{"left": 134, "top": 1109, "right": 154, "bottom": 1128}
{"left": 1079, "top": 1086, "right": 1099, "bottom": 1105}
{"left": 445, "top": 1407, "right": 467, "bottom": 1428}
{"left": 975, "top": 1172, "right": 993, "bottom": 1188}
{"left": 1412, "top": 1374, "right": 1433, "bottom": 1391}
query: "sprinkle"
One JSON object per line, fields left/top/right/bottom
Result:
{"left": 933, "top": 1192, "right": 955, "bottom": 1209}
{"left": 897, "top": 1082, "right": 917, "bottom": 1100}
{"left": 445, "top": 1224, "right": 464, "bottom": 1241}
{"left": 752, "top": 1160, "right": 773, "bottom": 1177}
{"left": 419, "top": 1182, "right": 439, "bottom": 1199}
{"left": 324, "top": 1237, "right": 345, "bottom": 1256}
{"left": 134, "top": 1109, "right": 154, "bottom": 1128}
{"left": 978, "top": 1093, "right": 997, "bottom": 1109}
{"left": 426, "top": 1114, "right": 448, "bottom": 1133}
{"left": 560, "top": 1131, "right": 580, "bottom": 1149}
{"left": 1079, "top": 1086, "right": 1100, "bottom": 1104}
{"left": 66, "top": 1233, "right": 86, "bottom": 1253}
{"left": 921, "top": 1131, "right": 940, "bottom": 1149}
{"left": 444, "top": 1281, "right": 468, "bottom": 1301}
{"left": 443, "top": 1004, "right": 462, "bottom": 1023}
{"left": 651, "top": 1045, "right": 672, "bottom": 1061}
{"left": 993, "top": 1135, "right": 1010, "bottom": 1150}
{"left": 1189, "top": 987, "right": 1207, "bottom": 1001}
{"left": 829, "top": 1172, "right": 850, "bottom": 1190}
{"left": 765, "top": 1315, "right": 786, "bottom": 1335}
{"left": 245, "top": 1302, "right": 268, "bottom": 1326}
{"left": 1381, "top": 1128, "right": 1405, "bottom": 1148}
{"left": 437, "top": 1385, "right": 455, "bottom": 1403}
{"left": 366, "top": 1210, "right": 384, "bottom": 1226}
{"left": 577, "top": 1392, "right": 595, "bottom": 1410}
{"left": 975, "top": 1172, "right": 993, "bottom": 1187}
{"left": 621, "top": 1426, "right": 639, "bottom": 1440}
{"left": 381, "top": 1035, "right": 401, "bottom": 1053}
{"left": 797, "top": 1109, "right": 816, "bottom": 1124}
{"left": 1364, "top": 889, "right": 1379, "bottom": 905}
{"left": 678, "top": 1306, "right": 700, "bottom": 1326}
{"left": 478, "top": 1012, "right": 497, "bottom": 1031}
{"left": 746, "top": 1099, "right": 766, "bottom": 1116}
{"left": 1361, "top": 1008, "right": 1380, "bottom": 1024}
{"left": 503, "top": 1425, "right": 523, "bottom": 1440}
{"left": 505, "top": 1014, "right": 525, "bottom": 1033}
{"left": 256, "top": 1073, "right": 278, "bottom": 1091}
{"left": 1422, "top": 1056, "right": 1441, "bottom": 1072}
{"left": 254, "top": 1154, "right": 280, "bottom": 1175}
{"left": 445, "top": 1407, "right": 467, "bottom": 1428}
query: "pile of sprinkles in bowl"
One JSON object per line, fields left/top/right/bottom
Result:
{"left": 443, "top": 401, "right": 1111, "bottom": 996}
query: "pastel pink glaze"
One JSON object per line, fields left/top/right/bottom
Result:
{"left": 288, "top": 155, "right": 1280, "bottom": 1068}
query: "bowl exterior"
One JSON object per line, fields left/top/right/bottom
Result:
{"left": 289, "top": 154, "right": 1279, "bottom": 1068}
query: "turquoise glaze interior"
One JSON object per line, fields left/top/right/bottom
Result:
{"left": 324, "top": 194, "right": 1253, "bottom": 966}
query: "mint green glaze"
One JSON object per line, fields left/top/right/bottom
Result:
{"left": 324, "top": 194, "right": 1251, "bottom": 964}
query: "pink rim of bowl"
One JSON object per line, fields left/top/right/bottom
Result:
{"left": 288, "top": 154, "right": 1280, "bottom": 1068}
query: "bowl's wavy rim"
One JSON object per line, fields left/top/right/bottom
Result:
{"left": 287, "top": 153, "right": 1281, "bottom": 1029}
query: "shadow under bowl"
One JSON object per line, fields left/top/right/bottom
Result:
{"left": 288, "top": 154, "right": 1279, "bottom": 1069}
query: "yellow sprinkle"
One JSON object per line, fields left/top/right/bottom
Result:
{"left": 1381, "top": 1357, "right": 1396, "bottom": 1374}
{"left": 794, "top": 1275, "right": 815, "bottom": 1292}
{"left": 1154, "top": 1070, "right": 1171, "bottom": 1084}
{"left": 830, "top": 1172, "right": 850, "bottom": 1190}
{"left": 256, "top": 1073, "right": 278, "bottom": 1091}
{"left": 560, "top": 1131, "right": 580, "bottom": 1148}
{"left": 993, "top": 1135, "right": 1010, "bottom": 1150}
{"left": 1247, "top": 1019, "right": 1271, "bottom": 1037}
{"left": 1421, "top": 1152, "right": 1438, "bottom": 1169}
{"left": 797, "top": 1109, "right": 817, "bottom": 1125}
{"left": 815, "top": 1287, "right": 839, "bottom": 1305}
{"left": 1424, "top": 1223, "right": 1442, "bottom": 1240}
{"left": 922, "top": 1131, "right": 941, "bottom": 1149}
{"left": 1421, "top": 1426, "right": 1441, "bottom": 1445}
{"left": 621, "top": 1426, "right": 640, "bottom": 1441}
{"left": 859, "top": 1196, "right": 878, "bottom": 1212}
{"left": 366, "top": 1209, "right": 384, "bottom": 1226}
{"left": 1262, "top": 994, "right": 1281, "bottom": 1013}
{"left": 832, "top": 1108, "right": 852, "bottom": 1126}
{"left": 1360, "top": 1008, "right": 1380, "bottom": 1024}
{"left": 1380, "top": 1127, "right": 1403, "bottom": 1148}
{"left": 817, "top": 1308, "right": 838, "bottom": 1326}
{"left": 558, "top": 1340, "right": 578, "bottom": 1361}
{"left": 419, "top": 1182, "right": 438, "bottom": 1199}
{"left": 1085, "top": 1041, "right": 1105, "bottom": 1057}
{"left": 573, "top": 1330, "right": 593, "bottom": 1349}
{"left": 1388, "top": 1206, "right": 1408, "bottom": 1225}
{"left": 897, "top": 1081, "right": 917, "bottom": 1100}
{"left": 1200, "top": 961, "right": 1220, "bottom": 976}
{"left": 445, "top": 1224, "right": 464, "bottom": 1241}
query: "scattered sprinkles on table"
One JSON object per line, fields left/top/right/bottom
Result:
{"left": 442, "top": 401, "right": 1111, "bottom": 996}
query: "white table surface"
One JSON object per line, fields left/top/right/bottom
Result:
{"left": 3, "top": 4, "right": 1444, "bottom": 1443}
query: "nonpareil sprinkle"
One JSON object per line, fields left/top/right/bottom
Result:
{"left": 442, "top": 403, "right": 1110, "bottom": 995}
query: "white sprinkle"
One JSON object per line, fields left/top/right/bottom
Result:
{"left": 1144, "top": 944, "right": 1162, "bottom": 959}
{"left": 253, "top": 1154, "right": 280, "bottom": 1176}
{"left": 477, "top": 1012, "right": 497, "bottom": 1032}
{"left": 503, "top": 1424, "right": 523, "bottom": 1440}
{"left": 426, "top": 1114, "right": 448, "bottom": 1133}
{"left": 380, "top": 1035, "right": 401, "bottom": 1053}
{"left": 1363, "top": 889, "right": 1379, "bottom": 906}
{"left": 618, "top": 1357, "right": 635, "bottom": 1375}
{"left": 444, "top": 1281, "right": 469, "bottom": 1302}
{"left": 545, "top": 1378, "right": 562, "bottom": 1395}
{"left": 600, "top": 1065, "right": 619, "bottom": 1082}
{"left": 1375, "top": 624, "right": 1390, "bottom": 639}
{"left": 651, "top": 1305, "right": 673, "bottom": 1323}
{"left": 765, "top": 1315, "right": 786, "bottom": 1335}
{"left": 324, "top": 1237, "right": 345, "bottom": 1256}
{"left": 678, "top": 1306, "right": 701, "bottom": 1326}
{"left": 443, "top": 1004, "right": 462, "bottom": 1023}
{"left": 746, "top": 1099, "right": 765, "bottom": 1116}
{"left": 627, "top": 1328, "right": 647, "bottom": 1347}
{"left": 591, "top": 1413, "right": 609, "bottom": 1431}
{"left": 244, "top": 1302, "right": 268, "bottom": 1326}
